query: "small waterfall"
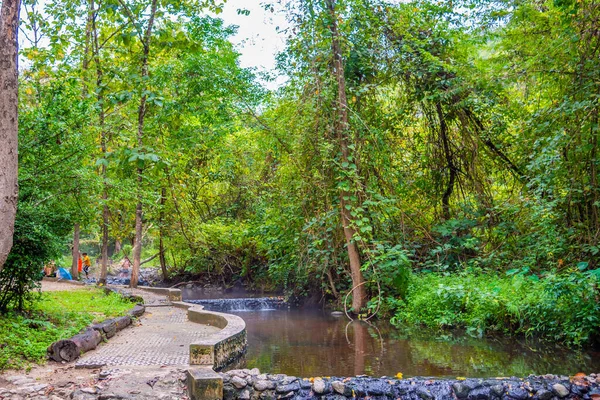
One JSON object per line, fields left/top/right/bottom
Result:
{"left": 187, "top": 297, "right": 286, "bottom": 312}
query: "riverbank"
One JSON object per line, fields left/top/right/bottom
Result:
{"left": 219, "top": 368, "right": 600, "bottom": 400}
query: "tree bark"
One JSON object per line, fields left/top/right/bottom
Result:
{"left": 326, "top": 0, "right": 366, "bottom": 312}
{"left": 47, "top": 329, "right": 102, "bottom": 362}
{"left": 71, "top": 223, "right": 80, "bottom": 279}
{"left": 91, "top": 0, "right": 110, "bottom": 285}
{"left": 0, "top": 0, "right": 20, "bottom": 272}
{"left": 130, "top": 0, "right": 158, "bottom": 288}
{"left": 159, "top": 186, "right": 168, "bottom": 280}
{"left": 437, "top": 103, "right": 456, "bottom": 220}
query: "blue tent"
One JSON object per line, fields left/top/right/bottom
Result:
{"left": 57, "top": 267, "right": 72, "bottom": 280}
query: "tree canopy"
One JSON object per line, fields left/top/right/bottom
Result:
{"left": 1, "top": 0, "right": 600, "bottom": 342}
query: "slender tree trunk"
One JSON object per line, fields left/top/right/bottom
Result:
{"left": 326, "top": 0, "right": 366, "bottom": 312}
{"left": 130, "top": 0, "right": 158, "bottom": 288}
{"left": 437, "top": 103, "right": 456, "bottom": 220}
{"left": 71, "top": 223, "right": 80, "bottom": 279}
{"left": 73, "top": 1, "right": 93, "bottom": 281}
{"left": 0, "top": 0, "right": 20, "bottom": 272}
{"left": 91, "top": 1, "right": 110, "bottom": 285}
{"left": 159, "top": 187, "right": 168, "bottom": 280}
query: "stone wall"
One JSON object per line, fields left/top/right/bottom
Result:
{"left": 213, "top": 329, "right": 247, "bottom": 371}
{"left": 220, "top": 369, "right": 600, "bottom": 400}
{"left": 176, "top": 303, "right": 247, "bottom": 369}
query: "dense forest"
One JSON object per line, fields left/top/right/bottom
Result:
{"left": 1, "top": 0, "right": 600, "bottom": 345}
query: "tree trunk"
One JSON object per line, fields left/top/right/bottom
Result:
{"left": 437, "top": 103, "right": 456, "bottom": 220}
{"left": 71, "top": 223, "right": 80, "bottom": 279}
{"left": 326, "top": 0, "right": 366, "bottom": 312}
{"left": 91, "top": 0, "right": 110, "bottom": 285}
{"left": 159, "top": 187, "right": 168, "bottom": 280}
{"left": 130, "top": 0, "right": 158, "bottom": 288}
{"left": 0, "top": 0, "right": 20, "bottom": 272}
{"left": 99, "top": 197, "right": 109, "bottom": 284}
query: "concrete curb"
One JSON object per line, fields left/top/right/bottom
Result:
{"left": 172, "top": 301, "right": 247, "bottom": 369}
{"left": 133, "top": 287, "right": 247, "bottom": 400}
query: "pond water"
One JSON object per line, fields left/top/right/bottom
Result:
{"left": 186, "top": 295, "right": 600, "bottom": 378}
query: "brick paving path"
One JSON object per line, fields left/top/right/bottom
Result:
{"left": 40, "top": 280, "right": 219, "bottom": 368}
{"left": 76, "top": 302, "right": 220, "bottom": 368}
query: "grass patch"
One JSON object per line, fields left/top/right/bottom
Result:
{"left": 0, "top": 288, "right": 134, "bottom": 371}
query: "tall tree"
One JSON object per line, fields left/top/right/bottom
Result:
{"left": 117, "top": 0, "right": 159, "bottom": 288}
{"left": 0, "top": 0, "right": 20, "bottom": 272}
{"left": 90, "top": 0, "right": 111, "bottom": 285}
{"left": 325, "top": 0, "right": 366, "bottom": 311}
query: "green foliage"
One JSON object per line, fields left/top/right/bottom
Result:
{"left": 12, "top": 0, "right": 600, "bottom": 345}
{"left": 390, "top": 271, "right": 600, "bottom": 345}
{"left": 0, "top": 202, "right": 73, "bottom": 313}
{"left": 0, "top": 289, "right": 133, "bottom": 370}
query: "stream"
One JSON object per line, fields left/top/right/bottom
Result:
{"left": 185, "top": 292, "right": 600, "bottom": 378}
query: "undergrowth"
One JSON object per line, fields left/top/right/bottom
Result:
{"left": 388, "top": 271, "right": 600, "bottom": 346}
{"left": 0, "top": 289, "right": 133, "bottom": 371}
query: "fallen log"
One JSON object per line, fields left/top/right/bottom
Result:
{"left": 114, "top": 315, "right": 132, "bottom": 331}
{"left": 128, "top": 304, "right": 145, "bottom": 318}
{"left": 47, "top": 328, "right": 102, "bottom": 362}
{"left": 91, "top": 319, "right": 117, "bottom": 339}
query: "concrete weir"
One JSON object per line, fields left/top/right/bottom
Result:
{"left": 136, "top": 286, "right": 246, "bottom": 400}
{"left": 173, "top": 301, "right": 247, "bottom": 400}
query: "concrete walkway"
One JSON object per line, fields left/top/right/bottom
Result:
{"left": 76, "top": 304, "right": 220, "bottom": 368}
{"left": 0, "top": 280, "right": 220, "bottom": 400}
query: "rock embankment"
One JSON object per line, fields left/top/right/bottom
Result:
{"left": 220, "top": 369, "right": 600, "bottom": 400}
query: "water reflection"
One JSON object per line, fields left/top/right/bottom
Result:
{"left": 224, "top": 308, "right": 600, "bottom": 378}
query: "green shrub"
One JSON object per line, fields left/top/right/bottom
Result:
{"left": 0, "top": 203, "right": 71, "bottom": 313}
{"left": 389, "top": 270, "right": 600, "bottom": 345}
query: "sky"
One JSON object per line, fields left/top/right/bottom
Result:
{"left": 18, "top": 0, "right": 290, "bottom": 87}
{"left": 212, "top": 1, "right": 289, "bottom": 88}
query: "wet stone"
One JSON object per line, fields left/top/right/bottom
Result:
{"left": 331, "top": 381, "right": 345, "bottom": 395}
{"left": 224, "top": 384, "right": 238, "bottom": 400}
{"left": 535, "top": 389, "right": 553, "bottom": 400}
{"left": 553, "top": 383, "right": 570, "bottom": 398}
{"left": 299, "top": 380, "right": 312, "bottom": 390}
{"left": 416, "top": 387, "right": 434, "bottom": 400}
{"left": 571, "top": 384, "right": 587, "bottom": 395}
{"left": 507, "top": 387, "right": 528, "bottom": 399}
{"left": 348, "top": 381, "right": 366, "bottom": 397}
{"left": 275, "top": 382, "right": 300, "bottom": 394}
{"left": 313, "top": 379, "right": 329, "bottom": 395}
{"left": 239, "top": 389, "right": 251, "bottom": 400}
{"left": 281, "top": 377, "right": 298, "bottom": 386}
{"left": 366, "top": 380, "right": 391, "bottom": 396}
{"left": 232, "top": 376, "right": 248, "bottom": 389}
{"left": 490, "top": 384, "right": 504, "bottom": 397}
{"left": 254, "top": 380, "right": 275, "bottom": 391}
{"left": 453, "top": 382, "right": 471, "bottom": 399}
{"left": 467, "top": 387, "right": 490, "bottom": 400}
{"left": 259, "top": 390, "right": 276, "bottom": 400}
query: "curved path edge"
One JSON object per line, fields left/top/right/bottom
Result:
{"left": 134, "top": 286, "right": 247, "bottom": 400}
